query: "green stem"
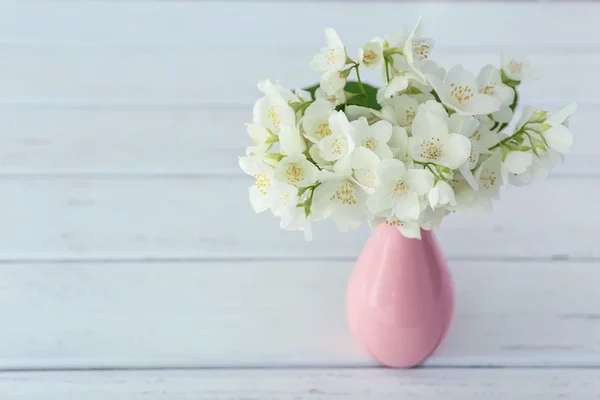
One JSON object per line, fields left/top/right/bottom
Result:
{"left": 524, "top": 131, "right": 538, "bottom": 156}
{"left": 414, "top": 161, "right": 446, "bottom": 181}
{"left": 298, "top": 182, "right": 321, "bottom": 217}
{"left": 384, "top": 58, "right": 391, "bottom": 84}
{"left": 353, "top": 64, "right": 368, "bottom": 106}
{"left": 488, "top": 126, "right": 526, "bottom": 151}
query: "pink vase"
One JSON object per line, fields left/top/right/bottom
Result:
{"left": 346, "top": 223, "right": 454, "bottom": 368}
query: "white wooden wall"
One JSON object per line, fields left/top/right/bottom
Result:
{"left": 1, "top": 1, "right": 600, "bottom": 398}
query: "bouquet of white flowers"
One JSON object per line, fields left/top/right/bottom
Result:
{"left": 239, "top": 18, "right": 576, "bottom": 240}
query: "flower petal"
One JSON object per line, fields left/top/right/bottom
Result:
{"left": 404, "top": 169, "right": 434, "bottom": 195}
{"left": 376, "top": 158, "right": 406, "bottom": 182}
{"left": 398, "top": 220, "right": 421, "bottom": 239}
{"left": 384, "top": 75, "right": 409, "bottom": 99}
{"left": 366, "top": 187, "right": 394, "bottom": 214}
{"left": 279, "top": 125, "right": 307, "bottom": 156}
{"left": 412, "top": 109, "right": 449, "bottom": 139}
{"left": 477, "top": 64, "right": 501, "bottom": 85}
{"left": 440, "top": 133, "right": 472, "bottom": 169}
{"left": 461, "top": 94, "right": 501, "bottom": 115}
{"left": 393, "top": 191, "right": 421, "bottom": 220}
{"left": 544, "top": 124, "right": 573, "bottom": 153}
{"left": 492, "top": 105, "right": 513, "bottom": 123}
{"left": 504, "top": 151, "right": 533, "bottom": 174}
{"left": 494, "top": 84, "right": 515, "bottom": 106}
{"left": 547, "top": 103, "right": 577, "bottom": 125}
{"left": 320, "top": 69, "right": 346, "bottom": 95}
{"left": 370, "top": 119, "right": 393, "bottom": 143}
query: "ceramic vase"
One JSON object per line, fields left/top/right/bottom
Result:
{"left": 346, "top": 223, "right": 454, "bottom": 368}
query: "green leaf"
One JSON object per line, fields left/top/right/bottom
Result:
{"left": 346, "top": 81, "right": 381, "bottom": 109}
{"left": 303, "top": 81, "right": 381, "bottom": 110}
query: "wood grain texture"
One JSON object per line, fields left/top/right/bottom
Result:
{"left": 0, "top": 104, "right": 593, "bottom": 175}
{"left": 0, "top": 1, "right": 597, "bottom": 48}
{"left": 0, "top": 178, "right": 595, "bottom": 260}
{"left": 0, "top": 0, "right": 598, "bottom": 387}
{"left": 0, "top": 50, "right": 595, "bottom": 105}
{"left": 0, "top": 260, "right": 599, "bottom": 369}
{"left": 2, "top": 369, "right": 600, "bottom": 399}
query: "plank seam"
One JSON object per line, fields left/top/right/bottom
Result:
{"left": 0, "top": 255, "right": 596, "bottom": 264}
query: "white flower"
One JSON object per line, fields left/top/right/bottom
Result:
{"left": 274, "top": 154, "right": 319, "bottom": 187}
{"left": 245, "top": 123, "right": 275, "bottom": 158}
{"left": 407, "top": 102, "right": 472, "bottom": 169}
{"left": 350, "top": 117, "right": 393, "bottom": 159}
{"left": 544, "top": 126, "right": 572, "bottom": 153}
{"left": 419, "top": 207, "right": 449, "bottom": 231}
{"left": 380, "top": 26, "right": 408, "bottom": 50}
{"left": 302, "top": 99, "right": 335, "bottom": 143}
{"left": 320, "top": 69, "right": 347, "bottom": 96}
{"left": 312, "top": 170, "right": 368, "bottom": 232}
{"left": 383, "top": 74, "right": 409, "bottom": 99}
{"left": 367, "top": 159, "right": 434, "bottom": 220}
{"left": 258, "top": 79, "right": 299, "bottom": 103}
{"left": 246, "top": 123, "right": 275, "bottom": 146}
{"left": 269, "top": 184, "right": 299, "bottom": 217}
{"left": 315, "top": 87, "right": 346, "bottom": 106}
{"left": 294, "top": 88, "right": 313, "bottom": 102}
{"left": 501, "top": 52, "right": 539, "bottom": 81}
{"left": 382, "top": 17, "right": 433, "bottom": 85}
{"left": 380, "top": 95, "right": 420, "bottom": 131}
{"left": 454, "top": 118, "right": 498, "bottom": 189}
{"left": 428, "top": 65, "right": 501, "bottom": 116}
{"left": 370, "top": 214, "right": 422, "bottom": 239}
{"left": 253, "top": 80, "right": 296, "bottom": 134}
{"left": 310, "top": 28, "right": 346, "bottom": 72}
{"left": 344, "top": 105, "right": 383, "bottom": 123}
{"left": 239, "top": 157, "right": 275, "bottom": 213}
{"left": 503, "top": 151, "right": 533, "bottom": 174}
{"left": 474, "top": 152, "right": 503, "bottom": 199}
{"left": 402, "top": 17, "right": 434, "bottom": 68}
{"left": 389, "top": 125, "right": 409, "bottom": 160}
{"left": 279, "top": 124, "right": 307, "bottom": 157}
{"left": 308, "top": 145, "right": 333, "bottom": 169}
{"left": 350, "top": 147, "right": 381, "bottom": 193}
{"left": 317, "top": 111, "right": 355, "bottom": 173}
{"left": 515, "top": 106, "right": 536, "bottom": 130}
{"left": 547, "top": 103, "right": 577, "bottom": 127}
{"left": 280, "top": 206, "right": 313, "bottom": 241}
{"left": 358, "top": 40, "right": 383, "bottom": 69}
{"left": 428, "top": 181, "right": 456, "bottom": 209}
{"left": 477, "top": 65, "right": 515, "bottom": 122}
{"left": 508, "top": 150, "right": 564, "bottom": 186}
{"left": 543, "top": 103, "right": 577, "bottom": 153}
{"left": 477, "top": 65, "right": 515, "bottom": 106}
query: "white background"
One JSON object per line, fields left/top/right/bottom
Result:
{"left": 1, "top": 0, "right": 599, "bottom": 398}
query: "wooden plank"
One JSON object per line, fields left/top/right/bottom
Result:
{"left": 0, "top": 50, "right": 595, "bottom": 105}
{"left": 0, "top": 260, "right": 599, "bottom": 369}
{"left": 1, "top": 369, "right": 599, "bottom": 399}
{"left": 0, "top": 1, "right": 598, "bottom": 49}
{"left": 0, "top": 178, "right": 595, "bottom": 260}
{"left": 0, "top": 104, "right": 594, "bottom": 176}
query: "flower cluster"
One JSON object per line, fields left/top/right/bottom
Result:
{"left": 239, "top": 19, "right": 576, "bottom": 240}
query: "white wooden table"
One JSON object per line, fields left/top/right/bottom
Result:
{"left": 1, "top": 1, "right": 599, "bottom": 398}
